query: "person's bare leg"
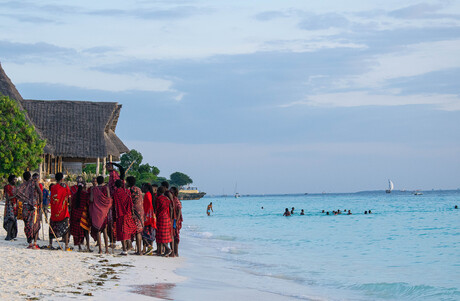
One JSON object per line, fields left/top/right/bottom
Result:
{"left": 85, "top": 231, "right": 92, "bottom": 252}
{"left": 97, "top": 231, "right": 102, "bottom": 254}
{"left": 136, "top": 233, "right": 142, "bottom": 255}
{"left": 64, "top": 233, "right": 69, "bottom": 250}
{"left": 174, "top": 239, "right": 179, "bottom": 257}
{"left": 103, "top": 228, "right": 109, "bottom": 254}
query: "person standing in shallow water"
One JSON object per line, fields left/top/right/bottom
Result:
{"left": 283, "top": 208, "right": 291, "bottom": 216}
{"left": 207, "top": 202, "right": 213, "bottom": 216}
{"left": 3, "top": 175, "right": 18, "bottom": 241}
{"left": 170, "top": 186, "right": 183, "bottom": 257}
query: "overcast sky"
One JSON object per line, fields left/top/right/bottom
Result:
{"left": 1, "top": 0, "right": 460, "bottom": 194}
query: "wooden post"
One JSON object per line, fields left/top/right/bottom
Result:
{"left": 109, "top": 155, "right": 112, "bottom": 163}
{"left": 102, "top": 157, "right": 107, "bottom": 176}
{"left": 59, "top": 156, "right": 62, "bottom": 173}
{"left": 54, "top": 156, "right": 57, "bottom": 174}
{"left": 96, "top": 157, "right": 100, "bottom": 175}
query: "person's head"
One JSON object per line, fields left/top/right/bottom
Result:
{"left": 348, "top": 210, "right": 351, "bottom": 213}
{"left": 261, "top": 207, "right": 264, "bottom": 209}
{"left": 76, "top": 176, "right": 84, "bottom": 185}
{"left": 364, "top": 211, "right": 368, "bottom": 214}
{"left": 91, "top": 177, "right": 97, "bottom": 187}
{"left": 8, "top": 174, "right": 16, "bottom": 185}
{"left": 292, "top": 207, "right": 295, "bottom": 210}
{"left": 210, "top": 202, "right": 212, "bottom": 205}
{"left": 170, "top": 186, "right": 179, "bottom": 196}
{"left": 161, "top": 181, "right": 169, "bottom": 189}
{"left": 152, "top": 183, "right": 158, "bottom": 193}
{"left": 32, "top": 173, "right": 39, "bottom": 181}
{"left": 96, "top": 176, "right": 104, "bottom": 185}
{"left": 301, "top": 209, "right": 304, "bottom": 212}
{"left": 106, "top": 162, "right": 113, "bottom": 171}
{"left": 23, "top": 171, "right": 31, "bottom": 181}
{"left": 322, "top": 210, "right": 325, "bottom": 213}
{"left": 126, "top": 176, "right": 136, "bottom": 188}
{"left": 157, "top": 186, "right": 166, "bottom": 195}
{"left": 115, "top": 179, "right": 123, "bottom": 188}
{"left": 455, "top": 205, "right": 458, "bottom": 209}
{"left": 55, "top": 172, "right": 64, "bottom": 182}
{"left": 369, "top": 210, "right": 372, "bottom": 214}
{"left": 326, "top": 211, "right": 329, "bottom": 215}
{"left": 285, "top": 208, "right": 289, "bottom": 211}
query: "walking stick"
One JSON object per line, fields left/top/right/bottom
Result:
{"left": 125, "top": 161, "right": 135, "bottom": 174}
{"left": 41, "top": 205, "right": 45, "bottom": 241}
{"left": 111, "top": 222, "right": 115, "bottom": 255}
{"left": 40, "top": 206, "right": 64, "bottom": 251}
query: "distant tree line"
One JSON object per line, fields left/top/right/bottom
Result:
{"left": 83, "top": 149, "right": 193, "bottom": 188}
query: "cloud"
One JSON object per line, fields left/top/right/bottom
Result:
{"left": 86, "top": 6, "right": 204, "bottom": 20}
{"left": 279, "top": 91, "right": 460, "bottom": 111}
{"left": 0, "top": 40, "right": 77, "bottom": 62}
{"left": 6, "top": 62, "right": 173, "bottom": 93}
{"left": 254, "top": 10, "right": 289, "bottom": 21}
{"left": 388, "top": 2, "right": 460, "bottom": 20}
{"left": 298, "top": 13, "right": 350, "bottom": 30}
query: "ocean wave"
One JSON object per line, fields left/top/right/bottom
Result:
{"left": 351, "top": 282, "right": 460, "bottom": 300}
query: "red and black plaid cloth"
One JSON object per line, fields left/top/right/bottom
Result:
{"left": 49, "top": 217, "right": 69, "bottom": 239}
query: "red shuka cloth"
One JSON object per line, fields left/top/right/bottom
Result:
{"left": 50, "top": 183, "right": 71, "bottom": 222}
{"left": 143, "top": 191, "right": 156, "bottom": 229}
{"left": 4, "top": 184, "right": 18, "bottom": 217}
{"left": 155, "top": 195, "right": 172, "bottom": 243}
{"left": 89, "top": 186, "right": 112, "bottom": 231}
{"left": 113, "top": 187, "right": 137, "bottom": 241}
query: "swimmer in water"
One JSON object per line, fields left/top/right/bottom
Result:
{"left": 300, "top": 209, "right": 305, "bottom": 215}
{"left": 326, "top": 211, "right": 330, "bottom": 215}
{"left": 207, "top": 202, "right": 213, "bottom": 216}
{"left": 291, "top": 207, "right": 295, "bottom": 215}
{"left": 347, "top": 210, "right": 352, "bottom": 215}
{"left": 364, "top": 211, "right": 368, "bottom": 214}
{"left": 283, "top": 208, "right": 291, "bottom": 216}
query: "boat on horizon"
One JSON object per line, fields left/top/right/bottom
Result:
{"left": 386, "top": 179, "right": 394, "bottom": 193}
{"left": 414, "top": 190, "right": 423, "bottom": 195}
{"left": 178, "top": 187, "right": 206, "bottom": 200}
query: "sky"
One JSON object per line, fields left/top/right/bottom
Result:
{"left": 1, "top": 0, "right": 460, "bottom": 194}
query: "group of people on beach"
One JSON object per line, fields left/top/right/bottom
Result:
{"left": 2, "top": 162, "right": 183, "bottom": 257}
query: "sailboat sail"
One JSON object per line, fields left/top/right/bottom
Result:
{"left": 388, "top": 180, "right": 394, "bottom": 191}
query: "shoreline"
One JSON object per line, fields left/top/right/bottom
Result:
{"left": 0, "top": 204, "right": 186, "bottom": 300}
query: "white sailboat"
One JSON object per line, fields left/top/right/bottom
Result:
{"left": 234, "top": 182, "right": 240, "bottom": 198}
{"left": 385, "top": 179, "right": 394, "bottom": 193}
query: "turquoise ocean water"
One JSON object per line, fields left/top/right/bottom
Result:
{"left": 172, "top": 191, "right": 460, "bottom": 300}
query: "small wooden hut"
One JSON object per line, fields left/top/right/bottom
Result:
{"left": 0, "top": 63, "right": 129, "bottom": 176}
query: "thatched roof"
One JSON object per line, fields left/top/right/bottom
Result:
{"left": 0, "top": 62, "right": 129, "bottom": 160}
{"left": 0, "top": 63, "right": 23, "bottom": 102}
{"left": 21, "top": 99, "right": 129, "bottom": 159}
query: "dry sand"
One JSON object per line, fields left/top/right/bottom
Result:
{"left": 0, "top": 203, "right": 185, "bottom": 300}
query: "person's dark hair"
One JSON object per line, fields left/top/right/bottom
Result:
{"left": 74, "top": 185, "right": 83, "bottom": 208}
{"left": 55, "top": 172, "right": 64, "bottom": 181}
{"left": 157, "top": 186, "right": 166, "bottom": 195}
{"left": 326, "top": 211, "right": 329, "bottom": 215}
{"left": 126, "top": 176, "right": 136, "bottom": 187}
{"left": 115, "top": 179, "right": 123, "bottom": 188}
{"left": 161, "top": 181, "right": 169, "bottom": 189}
{"left": 8, "top": 174, "right": 16, "bottom": 183}
{"left": 170, "top": 186, "right": 178, "bottom": 196}
{"left": 152, "top": 183, "right": 158, "bottom": 188}
{"left": 97, "top": 176, "right": 104, "bottom": 185}
{"left": 32, "top": 173, "right": 39, "bottom": 179}
{"left": 23, "top": 171, "right": 31, "bottom": 181}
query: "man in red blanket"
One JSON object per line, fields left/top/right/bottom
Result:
{"left": 49, "top": 172, "right": 71, "bottom": 250}
{"left": 89, "top": 176, "right": 112, "bottom": 254}
{"left": 113, "top": 179, "right": 138, "bottom": 255}
{"left": 70, "top": 176, "right": 92, "bottom": 252}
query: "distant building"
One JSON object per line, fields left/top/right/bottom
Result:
{"left": 0, "top": 63, "right": 129, "bottom": 176}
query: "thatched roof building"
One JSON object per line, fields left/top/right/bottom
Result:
{"left": 0, "top": 63, "right": 129, "bottom": 175}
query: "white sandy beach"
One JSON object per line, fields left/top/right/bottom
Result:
{"left": 0, "top": 203, "right": 185, "bottom": 301}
